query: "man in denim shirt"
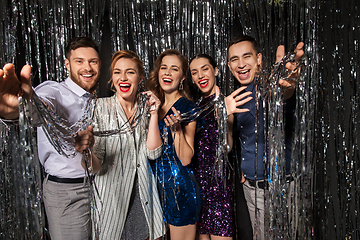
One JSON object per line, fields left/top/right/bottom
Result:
{"left": 226, "top": 35, "right": 303, "bottom": 239}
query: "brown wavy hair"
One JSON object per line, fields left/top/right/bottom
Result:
{"left": 146, "top": 49, "right": 190, "bottom": 105}
{"left": 108, "top": 50, "right": 145, "bottom": 92}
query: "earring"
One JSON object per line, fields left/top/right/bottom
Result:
{"left": 179, "top": 81, "right": 184, "bottom": 90}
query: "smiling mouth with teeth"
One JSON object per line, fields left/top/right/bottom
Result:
{"left": 81, "top": 73, "right": 94, "bottom": 79}
{"left": 163, "top": 78, "right": 172, "bottom": 84}
{"left": 198, "top": 79, "right": 209, "bottom": 88}
{"left": 119, "top": 82, "right": 131, "bottom": 92}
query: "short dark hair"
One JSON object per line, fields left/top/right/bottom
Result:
{"left": 227, "top": 35, "right": 260, "bottom": 60}
{"left": 65, "top": 36, "right": 99, "bottom": 59}
{"left": 189, "top": 53, "right": 217, "bottom": 69}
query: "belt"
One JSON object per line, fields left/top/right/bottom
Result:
{"left": 247, "top": 178, "right": 266, "bottom": 189}
{"left": 48, "top": 175, "right": 85, "bottom": 184}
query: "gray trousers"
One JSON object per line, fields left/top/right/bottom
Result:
{"left": 43, "top": 176, "right": 91, "bottom": 240}
{"left": 243, "top": 179, "right": 298, "bottom": 240}
{"left": 243, "top": 179, "right": 266, "bottom": 240}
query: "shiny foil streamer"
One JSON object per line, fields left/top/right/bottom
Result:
{"left": 30, "top": 93, "right": 95, "bottom": 157}
{"left": 0, "top": 0, "right": 104, "bottom": 85}
{"left": 0, "top": 97, "right": 43, "bottom": 239}
{"left": 107, "top": 0, "right": 233, "bottom": 95}
{"left": 1, "top": 0, "right": 359, "bottom": 239}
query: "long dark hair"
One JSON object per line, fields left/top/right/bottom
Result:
{"left": 146, "top": 49, "right": 190, "bottom": 105}
{"left": 187, "top": 53, "right": 217, "bottom": 103}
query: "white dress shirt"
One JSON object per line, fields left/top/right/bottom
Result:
{"left": 35, "top": 77, "right": 91, "bottom": 178}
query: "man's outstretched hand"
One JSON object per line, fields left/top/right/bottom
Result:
{"left": 0, "top": 63, "right": 32, "bottom": 119}
{"left": 276, "top": 42, "right": 304, "bottom": 99}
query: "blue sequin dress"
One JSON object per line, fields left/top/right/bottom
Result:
{"left": 151, "top": 97, "right": 201, "bottom": 226}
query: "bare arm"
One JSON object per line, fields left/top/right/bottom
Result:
{"left": 144, "top": 91, "right": 162, "bottom": 151}
{"left": 227, "top": 113, "right": 234, "bottom": 152}
{"left": 164, "top": 107, "right": 196, "bottom": 166}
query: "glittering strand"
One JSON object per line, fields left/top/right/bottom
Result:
{"left": 0, "top": 97, "right": 43, "bottom": 239}
{"left": 0, "top": 0, "right": 105, "bottom": 85}
{"left": 93, "top": 93, "right": 151, "bottom": 137}
{"left": 107, "top": 0, "right": 233, "bottom": 93}
{"left": 29, "top": 92, "right": 95, "bottom": 157}
{"left": 234, "top": 1, "right": 317, "bottom": 239}
{"left": 1, "top": 0, "right": 360, "bottom": 239}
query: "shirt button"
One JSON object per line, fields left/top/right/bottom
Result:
{"left": 145, "top": 201, "right": 148, "bottom": 205}
{"left": 242, "top": 158, "right": 245, "bottom": 161}
{"left": 137, "top": 164, "right": 140, "bottom": 167}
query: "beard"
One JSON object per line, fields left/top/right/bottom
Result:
{"left": 69, "top": 68, "right": 99, "bottom": 94}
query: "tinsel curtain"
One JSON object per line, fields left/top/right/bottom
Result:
{"left": 0, "top": 0, "right": 359, "bottom": 239}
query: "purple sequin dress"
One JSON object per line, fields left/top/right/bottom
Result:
{"left": 192, "top": 94, "right": 234, "bottom": 237}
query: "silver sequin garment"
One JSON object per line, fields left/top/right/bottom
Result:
{"left": 91, "top": 95, "right": 164, "bottom": 239}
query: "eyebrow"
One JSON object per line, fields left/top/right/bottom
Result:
{"left": 72, "top": 57, "right": 99, "bottom": 61}
{"left": 190, "top": 63, "right": 211, "bottom": 72}
{"left": 113, "top": 67, "right": 137, "bottom": 72}
{"left": 229, "top": 52, "right": 253, "bottom": 61}
{"left": 161, "top": 64, "right": 180, "bottom": 68}
{"left": 243, "top": 52, "right": 253, "bottom": 56}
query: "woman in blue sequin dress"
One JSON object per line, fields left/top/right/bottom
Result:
{"left": 146, "top": 49, "right": 201, "bottom": 240}
{"left": 188, "top": 54, "right": 252, "bottom": 240}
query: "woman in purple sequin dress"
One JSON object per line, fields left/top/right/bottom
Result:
{"left": 189, "top": 54, "right": 251, "bottom": 239}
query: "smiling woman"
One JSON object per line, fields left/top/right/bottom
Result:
{"left": 75, "top": 50, "right": 165, "bottom": 239}
{"left": 146, "top": 49, "right": 201, "bottom": 240}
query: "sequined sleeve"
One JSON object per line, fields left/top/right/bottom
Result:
{"left": 92, "top": 101, "right": 106, "bottom": 165}
{"left": 146, "top": 143, "right": 163, "bottom": 160}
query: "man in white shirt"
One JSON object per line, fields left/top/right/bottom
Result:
{"left": 0, "top": 36, "right": 101, "bottom": 240}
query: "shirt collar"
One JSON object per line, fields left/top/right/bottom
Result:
{"left": 245, "top": 78, "right": 256, "bottom": 93}
{"left": 64, "top": 77, "right": 89, "bottom": 97}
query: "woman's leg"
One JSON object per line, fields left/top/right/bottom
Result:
{"left": 169, "top": 224, "right": 196, "bottom": 240}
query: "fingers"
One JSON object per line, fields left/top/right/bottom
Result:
{"left": 294, "top": 42, "right": 304, "bottom": 62}
{"left": 20, "top": 65, "right": 32, "bottom": 99}
{"left": 229, "top": 86, "right": 247, "bottom": 97}
{"left": 240, "top": 172, "right": 246, "bottom": 183}
{"left": 233, "top": 108, "right": 250, "bottom": 114}
{"left": 3, "top": 63, "right": 16, "bottom": 77}
{"left": 143, "top": 91, "right": 160, "bottom": 113}
{"left": 235, "top": 95, "right": 252, "bottom": 107}
{"left": 276, "top": 45, "right": 285, "bottom": 63}
{"left": 278, "top": 79, "right": 295, "bottom": 88}
{"left": 234, "top": 91, "right": 252, "bottom": 102}
{"left": 75, "top": 126, "right": 94, "bottom": 152}
{"left": 165, "top": 107, "right": 181, "bottom": 129}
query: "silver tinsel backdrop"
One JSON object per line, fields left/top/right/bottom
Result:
{"left": 0, "top": 0, "right": 359, "bottom": 239}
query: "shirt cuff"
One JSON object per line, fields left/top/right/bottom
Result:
{"left": 146, "top": 144, "right": 163, "bottom": 160}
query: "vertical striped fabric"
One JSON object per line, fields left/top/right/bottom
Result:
{"left": 91, "top": 95, "right": 165, "bottom": 239}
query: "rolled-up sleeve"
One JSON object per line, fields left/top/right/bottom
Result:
{"left": 146, "top": 144, "right": 163, "bottom": 160}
